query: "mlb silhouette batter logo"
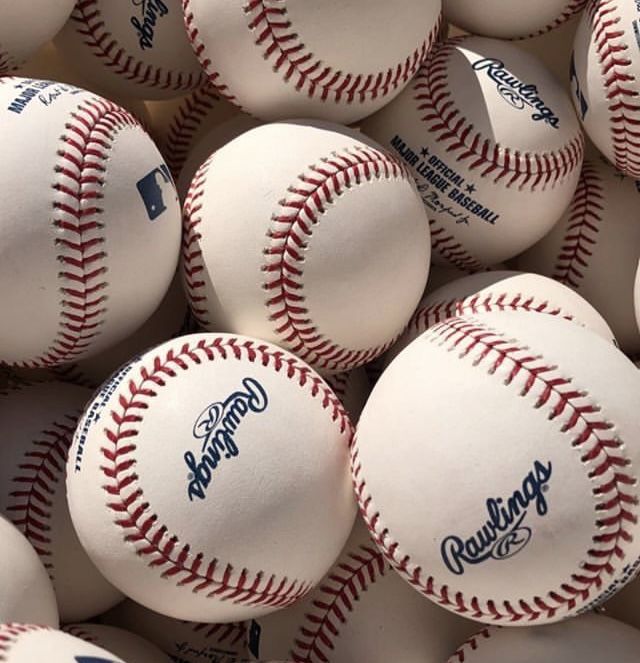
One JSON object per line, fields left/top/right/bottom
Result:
{"left": 136, "top": 164, "right": 174, "bottom": 221}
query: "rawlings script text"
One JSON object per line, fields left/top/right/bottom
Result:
{"left": 441, "top": 460, "right": 552, "bottom": 575}
{"left": 472, "top": 58, "right": 560, "bottom": 128}
{"left": 185, "top": 377, "right": 268, "bottom": 501}
{"left": 130, "top": 0, "right": 169, "bottom": 50}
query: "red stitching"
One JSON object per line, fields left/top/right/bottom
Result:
{"left": 517, "top": 0, "right": 587, "bottom": 39}
{"left": 414, "top": 38, "right": 584, "bottom": 190}
{"left": 588, "top": 0, "right": 640, "bottom": 177}
{"left": 429, "top": 218, "right": 484, "bottom": 272}
{"left": 447, "top": 627, "right": 493, "bottom": 662}
{"left": 325, "top": 372, "right": 349, "bottom": 401}
{"left": 189, "top": 621, "right": 248, "bottom": 649}
{"left": 263, "top": 146, "right": 411, "bottom": 373}
{"left": 352, "top": 316, "right": 638, "bottom": 623}
{"left": 183, "top": 0, "right": 442, "bottom": 108}
{"left": 19, "top": 98, "right": 138, "bottom": 368}
{"left": 61, "top": 625, "right": 98, "bottom": 644}
{"left": 0, "top": 625, "right": 53, "bottom": 661}
{"left": 290, "top": 542, "right": 387, "bottom": 663}
{"left": 101, "top": 336, "right": 352, "bottom": 608}
{"left": 70, "top": 0, "right": 206, "bottom": 94}
{"left": 6, "top": 415, "right": 79, "bottom": 580}
{"left": 165, "top": 84, "right": 222, "bottom": 179}
{"left": 551, "top": 160, "right": 604, "bottom": 288}
{"left": 0, "top": 51, "right": 17, "bottom": 75}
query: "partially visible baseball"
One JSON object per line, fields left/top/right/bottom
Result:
{"left": 448, "top": 614, "right": 640, "bottom": 662}
{"left": 0, "top": 517, "right": 59, "bottom": 628}
{"left": 361, "top": 36, "right": 584, "bottom": 269}
{"left": 55, "top": 0, "right": 206, "bottom": 100}
{"left": 635, "top": 264, "right": 640, "bottom": 339}
{"left": 249, "top": 517, "right": 478, "bottom": 663}
{"left": 183, "top": 0, "right": 443, "bottom": 123}
{"left": 0, "top": 77, "right": 181, "bottom": 368}
{"left": 102, "top": 600, "right": 249, "bottom": 663}
{"left": 518, "top": 157, "right": 640, "bottom": 353}
{"left": 353, "top": 312, "right": 640, "bottom": 625}
{"left": 388, "top": 270, "right": 616, "bottom": 362}
{"left": 571, "top": 0, "right": 640, "bottom": 178}
{"left": 182, "top": 121, "right": 431, "bottom": 375}
{"left": 0, "top": 625, "right": 126, "bottom": 663}
{"left": 0, "top": 381, "right": 123, "bottom": 622}
{"left": 325, "top": 368, "right": 371, "bottom": 423}
{"left": 0, "top": 2, "right": 75, "bottom": 73}
{"left": 443, "top": 0, "right": 587, "bottom": 39}
{"left": 63, "top": 624, "right": 171, "bottom": 663}
{"left": 67, "top": 333, "right": 356, "bottom": 622}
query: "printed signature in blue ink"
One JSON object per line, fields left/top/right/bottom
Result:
{"left": 131, "top": 0, "right": 169, "bottom": 50}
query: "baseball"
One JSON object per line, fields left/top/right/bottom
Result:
{"left": 182, "top": 121, "right": 431, "bottom": 375}
{"left": 518, "top": 157, "right": 640, "bottom": 354}
{"left": 54, "top": 0, "right": 206, "bottom": 100}
{"left": 443, "top": 0, "right": 587, "bottom": 39}
{"left": 0, "top": 625, "right": 126, "bottom": 663}
{"left": 361, "top": 36, "right": 584, "bottom": 269}
{"left": 249, "top": 518, "right": 479, "bottom": 663}
{"left": 325, "top": 368, "right": 371, "bottom": 423}
{"left": 0, "top": 516, "right": 59, "bottom": 628}
{"left": 0, "top": 77, "right": 181, "bottom": 368}
{"left": 571, "top": 0, "right": 640, "bottom": 178}
{"left": 387, "top": 270, "right": 616, "bottom": 363}
{"left": 0, "top": 1, "right": 75, "bottom": 74}
{"left": 448, "top": 613, "right": 640, "bottom": 662}
{"left": 66, "top": 333, "right": 356, "bottom": 622}
{"left": 0, "top": 381, "right": 123, "bottom": 622}
{"left": 183, "top": 0, "right": 443, "bottom": 123}
{"left": 353, "top": 311, "right": 640, "bottom": 625}
{"left": 63, "top": 624, "right": 171, "bottom": 663}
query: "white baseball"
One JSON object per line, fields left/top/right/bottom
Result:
{"left": 518, "top": 157, "right": 640, "bottom": 354}
{"left": 54, "top": 0, "right": 206, "bottom": 100}
{"left": 0, "top": 516, "right": 59, "bottom": 628}
{"left": 249, "top": 517, "right": 479, "bottom": 663}
{"left": 353, "top": 311, "right": 640, "bottom": 625}
{"left": 448, "top": 614, "right": 640, "bottom": 662}
{"left": 0, "top": 1, "right": 75, "bottom": 73}
{"left": 0, "top": 381, "right": 123, "bottom": 622}
{"left": 443, "top": 0, "right": 587, "bottom": 39}
{"left": 361, "top": 36, "right": 584, "bottom": 269}
{"left": 182, "top": 121, "right": 431, "bottom": 375}
{"left": 0, "top": 625, "right": 126, "bottom": 663}
{"left": 571, "top": 0, "right": 640, "bottom": 178}
{"left": 63, "top": 624, "right": 171, "bottom": 663}
{"left": 183, "top": 0, "right": 443, "bottom": 124}
{"left": 0, "top": 77, "right": 181, "bottom": 368}
{"left": 388, "top": 270, "right": 616, "bottom": 363}
{"left": 102, "top": 600, "right": 249, "bottom": 663}
{"left": 67, "top": 333, "right": 356, "bottom": 622}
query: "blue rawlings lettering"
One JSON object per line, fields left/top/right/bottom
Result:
{"left": 441, "top": 460, "right": 552, "bottom": 575}
{"left": 185, "top": 377, "right": 269, "bottom": 501}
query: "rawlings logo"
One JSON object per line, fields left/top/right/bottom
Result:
{"left": 441, "top": 460, "right": 552, "bottom": 575}
{"left": 184, "top": 377, "right": 269, "bottom": 501}
{"left": 472, "top": 58, "right": 560, "bottom": 128}
{"left": 130, "top": 0, "right": 169, "bottom": 50}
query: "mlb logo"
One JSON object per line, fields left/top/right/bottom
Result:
{"left": 136, "top": 165, "right": 175, "bottom": 221}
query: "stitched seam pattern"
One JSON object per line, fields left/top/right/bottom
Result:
{"left": 0, "top": 51, "right": 18, "bottom": 74}
{"left": 189, "top": 621, "right": 248, "bottom": 649}
{"left": 290, "top": 543, "right": 386, "bottom": 663}
{"left": 72, "top": 0, "right": 206, "bottom": 93}
{"left": 22, "top": 99, "right": 139, "bottom": 368}
{"left": 165, "top": 85, "right": 221, "bottom": 179}
{"left": 0, "top": 625, "right": 52, "bottom": 661}
{"left": 62, "top": 625, "right": 98, "bottom": 644}
{"left": 414, "top": 38, "right": 584, "bottom": 188}
{"left": 447, "top": 627, "right": 493, "bottom": 662}
{"left": 182, "top": 153, "right": 215, "bottom": 328}
{"left": 589, "top": 0, "right": 640, "bottom": 176}
{"left": 428, "top": 218, "right": 485, "bottom": 272}
{"left": 101, "top": 337, "right": 352, "bottom": 607}
{"left": 6, "top": 415, "right": 79, "bottom": 581}
{"left": 517, "top": 0, "right": 588, "bottom": 39}
{"left": 352, "top": 316, "right": 638, "bottom": 622}
{"left": 263, "top": 145, "right": 410, "bottom": 373}
{"left": 551, "top": 161, "right": 604, "bottom": 289}
{"left": 325, "top": 372, "right": 349, "bottom": 401}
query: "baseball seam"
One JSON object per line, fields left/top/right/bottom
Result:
{"left": 290, "top": 542, "right": 387, "bottom": 663}
{"left": 589, "top": 0, "right": 640, "bottom": 177}
{"left": 352, "top": 316, "right": 637, "bottom": 623}
{"left": 62, "top": 625, "right": 98, "bottom": 644}
{"left": 190, "top": 621, "right": 248, "bottom": 649}
{"left": 447, "top": 627, "right": 493, "bottom": 662}
{"left": 262, "top": 145, "right": 411, "bottom": 373}
{"left": 0, "top": 50, "right": 18, "bottom": 75}
{"left": 6, "top": 415, "right": 79, "bottom": 581}
{"left": 517, "top": 0, "right": 588, "bottom": 39}
{"left": 184, "top": 0, "right": 442, "bottom": 108}
{"left": 0, "top": 624, "right": 52, "bottom": 661}
{"left": 71, "top": 0, "right": 206, "bottom": 93}
{"left": 428, "top": 218, "right": 485, "bottom": 273}
{"left": 100, "top": 336, "right": 352, "bottom": 607}
{"left": 551, "top": 160, "right": 604, "bottom": 289}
